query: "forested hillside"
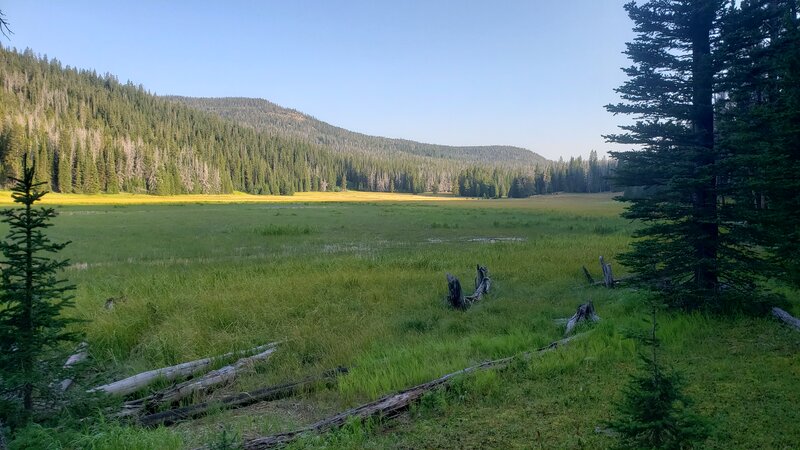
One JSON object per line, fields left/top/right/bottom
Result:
{"left": 0, "top": 45, "right": 615, "bottom": 197}
{"left": 166, "top": 96, "right": 548, "bottom": 166}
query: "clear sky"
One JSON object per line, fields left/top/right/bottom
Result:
{"left": 2, "top": 1, "right": 634, "bottom": 161}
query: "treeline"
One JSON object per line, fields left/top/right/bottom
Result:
{"left": 455, "top": 151, "right": 616, "bottom": 198}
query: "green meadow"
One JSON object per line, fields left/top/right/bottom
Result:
{"left": 10, "top": 193, "right": 799, "bottom": 449}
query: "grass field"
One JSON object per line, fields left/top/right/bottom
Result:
{"left": 4, "top": 193, "right": 798, "bottom": 449}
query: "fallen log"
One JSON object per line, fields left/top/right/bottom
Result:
{"left": 139, "top": 367, "right": 348, "bottom": 427}
{"left": 446, "top": 265, "right": 491, "bottom": 309}
{"left": 564, "top": 302, "right": 600, "bottom": 336}
{"left": 89, "top": 342, "right": 280, "bottom": 397}
{"left": 232, "top": 334, "right": 584, "bottom": 450}
{"left": 771, "top": 307, "right": 800, "bottom": 331}
{"left": 117, "top": 344, "right": 280, "bottom": 418}
{"left": 59, "top": 341, "right": 89, "bottom": 391}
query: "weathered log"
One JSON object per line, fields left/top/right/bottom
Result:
{"left": 59, "top": 341, "right": 89, "bottom": 391}
{"left": 232, "top": 334, "right": 583, "bottom": 450}
{"left": 117, "top": 344, "right": 279, "bottom": 417}
{"left": 89, "top": 342, "right": 279, "bottom": 397}
{"left": 464, "top": 265, "right": 491, "bottom": 305}
{"left": 600, "top": 256, "right": 614, "bottom": 288}
{"left": 582, "top": 266, "right": 595, "bottom": 284}
{"left": 771, "top": 307, "right": 800, "bottom": 331}
{"left": 564, "top": 301, "right": 600, "bottom": 335}
{"left": 139, "top": 367, "right": 348, "bottom": 427}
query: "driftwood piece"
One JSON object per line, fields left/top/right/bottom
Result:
{"left": 59, "top": 342, "right": 89, "bottom": 391}
{"left": 772, "top": 307, "right": 800, "bottom": 331}
{"left": 564, "top": 302, "right": 600, "bottom": 335}
{"left": 447, "top": 265, "right": 491, "bottom": 310}
{"left": 600, "top": 256, "right": 614, "bottom": 288}
{"left": 582, "top": 266, "right": 595, "bottom": 284}
{"left": 139, "top": 367, "right": 348, "bottom": 427}
{"left": 232, "top": 335, "right": 583, "bottom": 450}
{"left": 89, "top": 342, "right": 279, "bottom": 397}
{"left": 117, "top": 344, "right": 279, "bottom": 418}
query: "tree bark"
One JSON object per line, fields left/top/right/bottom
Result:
{"left": 600, "top": 256, "right": 614, "bottom": 288}
{"left": 228, "top": 334, "right": 584, "bottom": 450}
{"left": 89, "top": 342, "right": 279, "bottom": 397}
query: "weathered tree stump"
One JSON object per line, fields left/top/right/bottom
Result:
{"left": 446, "top": 265, "right": 491, "bottom": 309}
{"left": 564, "top": 301, "right": 600, "bottom": 335}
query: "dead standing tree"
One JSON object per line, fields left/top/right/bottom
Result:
{"left": 446, "top": 265, "right": 491, "bottom": 309}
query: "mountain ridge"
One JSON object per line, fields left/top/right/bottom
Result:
{"left": 165, "top": 96, "right": 549, "bottom": 167}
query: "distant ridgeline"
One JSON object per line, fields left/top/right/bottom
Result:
{"left": 0, "top": 46, "right": 615, "bottom": 197}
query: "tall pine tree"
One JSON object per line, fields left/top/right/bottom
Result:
{"left": 605, "top": 0, "right": 762, "bottom": 310}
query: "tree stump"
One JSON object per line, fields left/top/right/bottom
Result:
{"left": 564, "top": 301, "right": 600, "bottom": 335}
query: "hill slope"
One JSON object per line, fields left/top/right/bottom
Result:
{"left": 166, "top": 96, "right": 549, "bottom": 166}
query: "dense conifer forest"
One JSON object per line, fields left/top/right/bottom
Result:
{"left": 0, "top": 45, "right": 615, "bottom": 197}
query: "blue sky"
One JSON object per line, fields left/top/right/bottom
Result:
{"left": 2, "top": 1, "right": 634, "bottom": 160}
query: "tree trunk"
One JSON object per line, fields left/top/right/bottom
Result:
{"left": 89, "top": 342, "right": 279, "bottom": 396}
{"left": 599, "top": 256, "right": 614, "bottom": 288}
{"left": 117, "top": 345, "right": 279, "bottom": 417}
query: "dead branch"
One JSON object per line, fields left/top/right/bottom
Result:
{"left": 772, "top": 307, "right": 800, "bottom": 331}
{"left": 139, "top": 367, "right": 348, "bottom": 427}
{"left": 229, "top": 334, "right": 585, "bottom": 450}
{"left": 89, "top": 342, "right": 279, "bottom": 397}
{"left": 564, "top": 302, "right": 600, "bottom": 335}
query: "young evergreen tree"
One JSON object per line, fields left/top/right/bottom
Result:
{"left": 606, "top": 0, "right": 763, "bottom": 310}
{"left": 0, "top": 157, "right": 78, "bottom": 424}
{"left": 607, "top": 305, "right": 709, "bottom": 449}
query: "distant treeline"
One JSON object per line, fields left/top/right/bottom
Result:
{"left": 0, "top": 46, "right": 614, "bottom": 197}
{"left": 455, "top": 151, "right": 616, "bottom": 198}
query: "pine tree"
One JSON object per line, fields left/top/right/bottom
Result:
{"left": 0, "top": 157, "right": 78, "bottom": 424}
{"left": 605, "top": 0, "right": 761, "bottom": 310}
{"left": 717, "top": 0, "right": 800, "bottom": 289}
{"left": 607, "top": 305, "right": 709, "bottom": 449}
